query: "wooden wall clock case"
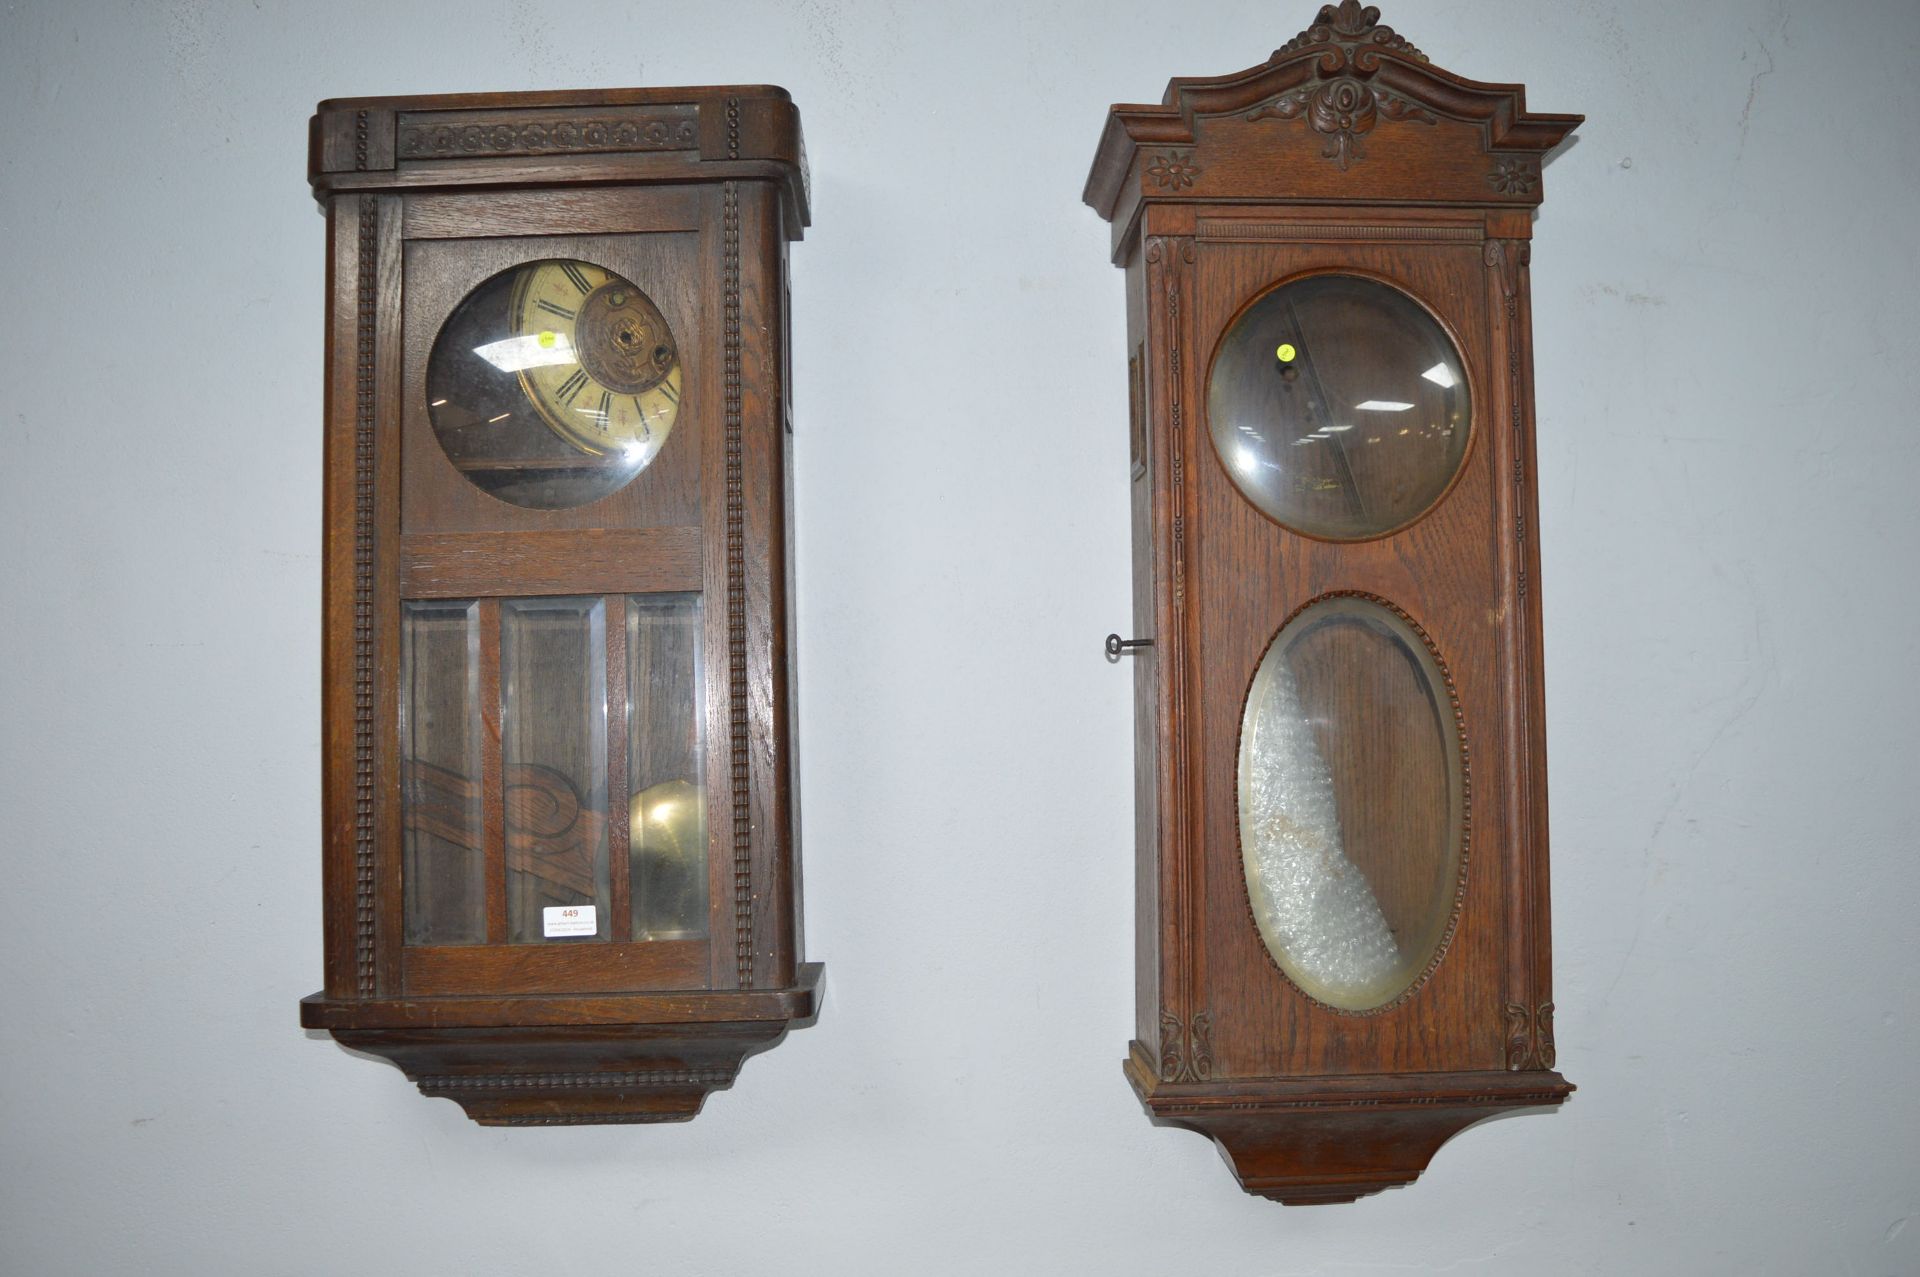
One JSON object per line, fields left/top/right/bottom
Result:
{"left": 1085, "top": 3, "right": 1582, "bottom": 1202}
{"left": 299, "top": 87, "right": 821, "bottom": 1125}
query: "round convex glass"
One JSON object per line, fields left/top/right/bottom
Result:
{"left": 426, "top": 259, "right": 683, "bottom": 510}
{"left": 1208, "top": 275, "right": 1469, "bottom": 540}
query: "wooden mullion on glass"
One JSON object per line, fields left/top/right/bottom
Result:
{"left": 478, "top": 597, "right": 506, "bottom": 944}
{"left": 606, "top": 593, "right": 632, "bottom": 942}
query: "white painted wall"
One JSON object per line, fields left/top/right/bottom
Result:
{"left": 3, "top": 0, "right": 1916, "bottom": 1271}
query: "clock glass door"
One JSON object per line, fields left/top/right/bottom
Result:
{"left": 394, "top": 239, "right": 710, "bottom": 987}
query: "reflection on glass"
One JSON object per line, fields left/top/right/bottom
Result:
{"left": 400, "top": 601, "right": 485, "bottom": 944}
{"left": 502, "top": 597, "right": 610, "bottom": 942}
{"left": 1238, "top": 597, "right": 1463, "bottom": 1010}
{"left": 628, "top": 595, "right": 708, "bottom": 939}
{"left": 1209, "top": 275, "right": 1470, "bottom": 539}
{"left": 427, "top": 259, "right": 682, "bottom": 511}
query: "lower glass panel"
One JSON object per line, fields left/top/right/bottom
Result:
{"left": 627, "top": 594, "right": 709, "bottom": 939}
{"left": 1238, "top": 596, "right": 1463, "bottom": 1011}
{"left": 399, "top": 591, "right": 709, "bottom": 952}
{"left": 503, "top": 597, "right": 610, "bottom": 942}
{"left": 400, "top": 600, "right": 485, "bottom": 944}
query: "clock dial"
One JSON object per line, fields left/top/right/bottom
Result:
{"left": 426, "top": 258, "right": 684, "bottom": 510}
{"left": 509, "top": 261, "right": 683, "bottom": 460}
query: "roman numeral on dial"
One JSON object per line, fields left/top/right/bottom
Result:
{"left": 556, "top": 368, "right": 590, "bottom": 405}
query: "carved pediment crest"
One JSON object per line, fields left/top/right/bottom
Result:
{"left": 1274, "top": 0, "right": 1427, "bottom": 63}
{"left": 1080, "top": 3, "right": 1583, "bottom": 221}
{"left": 1252, "top": 1, "right": 1436, "bottom": 169}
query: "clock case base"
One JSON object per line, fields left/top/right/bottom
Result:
{"left": 1125, "top": 1044, "right": 1571, "bottom": 1203}
{"left": 302, "top": 963, "right": 822, "bottom": 1125}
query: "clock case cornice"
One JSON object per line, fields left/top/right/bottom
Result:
{"left": 1083, "top": 2, "right": 1581, "bottom": 258}
{"left": 310, "top": 85, "right": 810, "bottom": 236}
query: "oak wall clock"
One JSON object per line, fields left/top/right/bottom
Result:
{"left": 299, "top": 86, "right": 821, "bottom": 1125}
{"left": 1085, "top": 4, "right": 1581, "bottom": 1201}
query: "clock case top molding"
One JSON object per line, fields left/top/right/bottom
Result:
{"left": 309, "top": 85, "right": 809, "bottom": 225}
{"left": 299, "top": 86, "right": 819, "bottom": 1127}
{"left": 1085, "top": 1, "right": 1580, "bottom": 260}
{"left": 1085, "top": 4, "right": 1580, "bottom": 1203}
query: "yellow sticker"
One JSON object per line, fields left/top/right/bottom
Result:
{"left": 538, "top": 330, "right": 557, "bottom": 348}
{"left": 1276, "top": 343, "right": 1297, "bottom": 362}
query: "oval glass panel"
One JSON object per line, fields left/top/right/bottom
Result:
{"left": 1208, "top": 275, "right": 1469, "bottom": 539}
{"left": 1238, "top": 596, "right": 1464, "bottom": 1011}
{"left": 427, "top": 259, "right": 683, "bottom": 510}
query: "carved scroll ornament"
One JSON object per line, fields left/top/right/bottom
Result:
{"left": 1249, "top": 0, "right": 1436, "bottom": 169}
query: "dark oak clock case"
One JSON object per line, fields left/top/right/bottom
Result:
{"left": 1085, "top": 5, "right": 1580, "bottom": 1201}
{"left": 299, "top": 87, "right": 820, "bottom": 1125}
